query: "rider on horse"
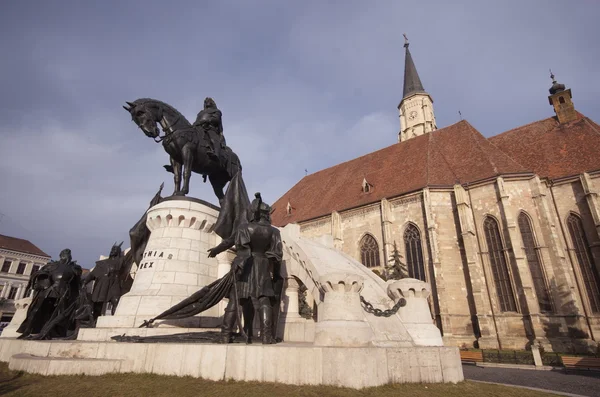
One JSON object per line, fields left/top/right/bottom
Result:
{"left": 193, "top": 97, "right": 226, "bottom": 163}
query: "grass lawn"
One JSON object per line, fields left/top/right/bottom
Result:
{"left": 0, "top": 362, "right": 555, "bottom": 397}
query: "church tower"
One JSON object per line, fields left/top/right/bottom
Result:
{"left": 398, "top": 35, "right": 437, "bottom": 142}
{"left": 548, "top": 71, "right": 577, "bottom": 124}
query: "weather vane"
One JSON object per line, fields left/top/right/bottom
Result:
{"left": 403, "top": 33, "right": 409, "bottom": 47}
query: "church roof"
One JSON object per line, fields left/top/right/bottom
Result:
{"left": 0, "top": 234, "right": 50, "bottom": 258}
{"left": 402, "top": 43, "right": 427, "bottom": 99}
{"left": 272, "top": 120, "right": 529, "bottom": 226}
{"left": 489, "top": 113, "right": 600, "bottom": 180}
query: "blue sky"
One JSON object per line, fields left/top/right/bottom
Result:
{"left": 1, "top": 0, "right": 599, "bottom": 267}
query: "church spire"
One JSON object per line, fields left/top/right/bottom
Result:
{"left": 397, "top": 35, "right": 437, "bottom": 143}
{"left": 402, "top": 34, "right": 426, "bottom": 98}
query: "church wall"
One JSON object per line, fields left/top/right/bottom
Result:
{"left": 496, "top": 177, "right": 584, "bottom": 351}
{"left": 550, "top": 179, "right": 600, "bottom": 344}
{"left": 292, "top": 176, "right": 600, "bottom": 353}
{"left": 387, "top": 193, "right": 427, "bottom": 264}
{"left": 299, "top": 216, "right": 332, "bottom": 240}
{"left": 521, "top": 178, "right": 596, "bottom": 352}
{"left": 424, "top": 189, "right": 477, "bottom": 346}
{"left": 468, "top": 181, "right": 531, "bottom": 349}
{"left": 502, "top": 178, "right": 546, "bottom": 314}
{"left": 387, "top": 192, "right": 443, "bottom": 331}
{"left": 339, "top": 204, "right": 385, "bottom": 265}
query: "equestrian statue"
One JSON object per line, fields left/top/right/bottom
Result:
{"left": 123, "top": 97, "right": 241, "bottom": 202}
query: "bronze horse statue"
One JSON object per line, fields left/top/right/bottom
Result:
{"left": 123, "top": 98, "right": 242, "bottom": 201}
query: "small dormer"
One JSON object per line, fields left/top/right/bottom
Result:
{"left": 548, "top": 71, "right": 577, "bottom": 124}
{"left": 362, "top": 178, "right": 372, "bottom": 193}
{"left": 286, "top": 201, "right": 293, "bottom": 215}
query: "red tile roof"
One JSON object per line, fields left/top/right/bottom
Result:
{"left": 0, "top": 234, "right": 50, "bottom": 258}
{"left": 489, "top": 113, "right": 600, "bottom": 180}
{"left": 272, "top": 120, "right": 529, "bottom": 226}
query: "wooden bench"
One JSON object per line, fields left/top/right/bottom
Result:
{"left": 562, "top": 356, "right": 600, "bottom": 371}
{"left": 460, "top": 351, "right": 484, "bottom": 363}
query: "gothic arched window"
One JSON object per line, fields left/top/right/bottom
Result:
{"left": 567, "top": 214, "right": 600, "bottom": 313}
{"left": 360, "top": 234, "right": 380, "bottom": 268}
{"left": 483, "top": 216, "right": 518, "bottom": 312}
{"left": 518, "top": 212, "right": 553, "bottom": 312}
{"left": 404, "top": 224, "right": 425, "bottom": 281}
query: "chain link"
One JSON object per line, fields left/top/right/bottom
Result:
{"left": 360, "top": 295, "right": 406, "bottom": 317}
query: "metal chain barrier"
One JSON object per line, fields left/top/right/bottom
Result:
{"left": 360, "top": 295, "right": 406, "bottom": 317}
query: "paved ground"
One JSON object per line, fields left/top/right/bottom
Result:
{"left": 463, "top": 364, "right": 600, "bottom": 397}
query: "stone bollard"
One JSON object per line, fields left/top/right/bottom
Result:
{"left": 282, "top": 277, "right": 301, "bottom": 319}
{"left": 313, "top": 273, "right": 373, "bottom": 347}
{"left": 531, "top": 340, "right": 544, "bottom": 367}
{"left": 388, "top": 278, "right": 443, "bottom": 346}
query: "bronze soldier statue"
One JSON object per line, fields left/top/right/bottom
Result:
{"left": 17, "top": 249, "right": 82, "bottom": 339}
{"left": 82, "top": 242, "right": 125, "bottom": 321}
{"left": 208, "top": 193, "right": 283, "bottom": 344}
{"left": 193, "top": 97, "right": 226, "bottom": 163}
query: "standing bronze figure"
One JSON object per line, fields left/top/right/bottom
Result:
{"left": 123, "top": 98, "right": 241, "bottom": 201}
{"left": 209, "top": 193, "right": 283, "bottom": 344}
{"left": 82, "top": 242, "right": 126, "bottom": 321}
{"left": 17, "top": 249, "right": 82, "bottom": 340}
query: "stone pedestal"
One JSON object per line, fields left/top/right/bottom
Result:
{"left": 97, "top": 198, "right": 221, "bottom": 329}
{"left": 313, "top": 273, "right": 373, "bottom": 347}
{"left": 0, "top": 338, "right": 464, "bottom": 387}
{"left": 0, "top": 298, "right": 31, "bottom": 338}
{"left": 388, "top": 278, "right": 444, "bottom": 346}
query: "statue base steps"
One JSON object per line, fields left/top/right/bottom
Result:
{"left": 0, "top": 338, "right": 463, "bottom": 388}
{"left": 78, "top": 327, "right": 222, "bottom": 342}
{"left": 9, "top": 353, "right": 123, "bottom": 376}
{"left": 80, "top": 316, "right": 317, "bottom": 343}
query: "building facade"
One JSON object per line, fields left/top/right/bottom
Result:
{"left": 0, "top": 234, "right": 50, "bottom": 328}
{"left": 272, "top": 40, "right": 600, "bottom": 353}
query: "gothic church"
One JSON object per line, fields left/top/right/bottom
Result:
{"left": 271, "top": 39, "right": 600, "bottom": 353}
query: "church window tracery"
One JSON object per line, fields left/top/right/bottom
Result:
{"left": 518, "top": 212, "right": 553, "bottom": 312}
{"left": 483, "top": 216, "right": 518, "bottom": 312}
{"left": 360, "top": 234, "right": 380, "bottom": 268}
{"left": 404, "top": 223, "right": 425, "bottom": 281}
{"left": 567, "top": 213, "right": 600, "bottom": 313}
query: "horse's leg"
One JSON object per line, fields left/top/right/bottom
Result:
{"left": 181, "top": 145, "right": 194, "bottom": 195}
{"left": 171, "top": 157, "right": 182, "bottom": 196}
{"left": 209, "top": 174, "right": 226, "bottom": 207}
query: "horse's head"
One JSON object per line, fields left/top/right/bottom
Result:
{"left": 123, "top": 101, "right": 160, "bottom": 139}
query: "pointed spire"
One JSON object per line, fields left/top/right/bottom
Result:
{"left": 402, "top": 34, "right": 426, "bottom": 98}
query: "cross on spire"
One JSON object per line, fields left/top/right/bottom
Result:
{"left": 550, "top": 69, "right": 556, "bottom": 83}
{"left": 403, "top": 33, "right": 409, "bottom": 48}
